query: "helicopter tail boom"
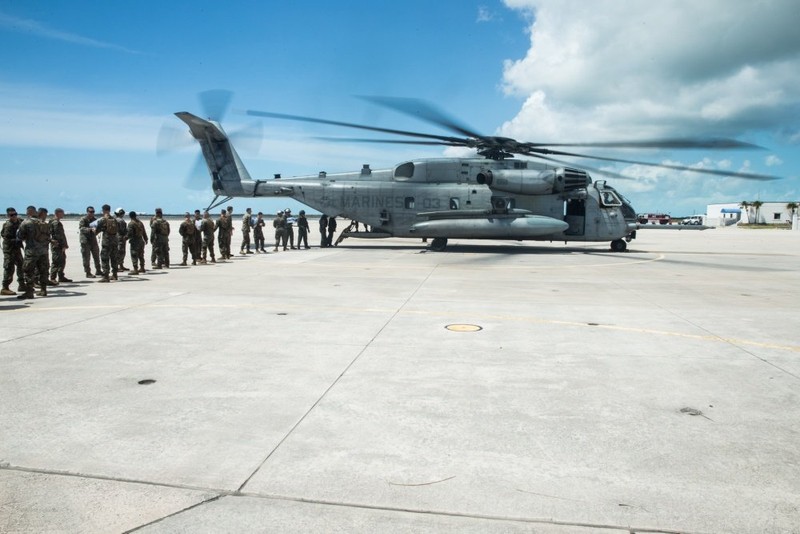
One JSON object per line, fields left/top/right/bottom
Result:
{"left": 175, "top": 112, "right": 250, "bottom": 196}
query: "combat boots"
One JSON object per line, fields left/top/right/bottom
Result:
{"left": 36, "top": 288, "right": 47, "bottom": 297}
{"left": 180, "top": 261, "right": 187, "bottom": 266}
{"left": 111, "top": 273, "right": 118, "bottom": 281}
{"left": 86, "top": 271, "right": 96, "bottom": 278}
{"left": 98, "top": 276, "right": 110, "bottom": 283}
{"left": 47, "top": 277, "right": 59, "bottom": 286}
{"left": 1, "top": 286, "right": 15, "bottom": 296}
{"left": 17, "top": 289, "right": 34, "bottom": 300}
{"left": 58, "top": 274, "right": 73, "bottom": 283}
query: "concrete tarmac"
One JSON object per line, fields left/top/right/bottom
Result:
{"left": 1, "top": 222, "right": 799, "bottom": 533}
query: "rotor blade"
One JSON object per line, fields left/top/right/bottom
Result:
{"left": 246, "top": 109, "right": 466, "bottom": 145}
{"left": 184, "top": 154, "right": 209, "bottom": 190}
{"left": 199, "top": 89, "right": 233, "bottom": 121}
{"left": 358, "top": 96, "right": 484, "bottom": 139}
{"left": 229, "top": 120, "right": 264, "bottom": 155}
{"left": 156, "top": 122, "right": 194, "bottom": 156}
{"left": 522, "top": 148, "right": 782, "bottom": 181}
{"left": 314, "top": 136, "right": 465, "bottom": 147}
{"left": 525, "top": 154, "right": 637, "bottom": 181}
{"left": 523, "top": 138, "right": 765, "bottom": 150}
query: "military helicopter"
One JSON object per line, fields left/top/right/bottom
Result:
{"left": 168, "top": 92, "right": 779, "bottom": 252}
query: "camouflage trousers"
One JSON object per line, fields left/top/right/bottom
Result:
{"left": 153, "top": 236, "right": 169, "bottom": 267}
{"left": 117, "top": 238, "right": 127, "bottom": 268}
{"left": 182, "top": 238, "right": 199, "bottom": 262}
{"left": 81, "top": 238, "right": 101, "bottom": 274}
{"left": 218, "top": 234, "right": 230, "bottom": 258}
{"left": 240, "top": 229, "right": 251, "bottom": 251}
{"left": 202, "top": 236, "right": 215, "bottom": 260}
{"left": 3, "top": 248, "right": 23, "bottom": 288}
{"left": 22, "top": 251, "right": 48, "bottom": 291}
{"left": 49, "top": 244, "right": 67, "bottom": 279}
{"left": 101, "top": 237, "right": 119, "bottom": 277}
{"left": 129, "top": 238, "right": 146, "bottom": 270}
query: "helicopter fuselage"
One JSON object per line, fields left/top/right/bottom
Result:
{"left": 231, "top": 157, "right": 638, "bottom": 250}
{"left": 177, "top": 112, "right": 638, "bottom": 251}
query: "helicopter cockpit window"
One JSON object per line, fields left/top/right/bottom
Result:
{"left": 394, "top": 162, "right": 415, "bottom": 180}
{"left": 600, "top": 190, "right": 622, "bottom": 207}
{"left": 405, "top": 197, "right": 415, "bottom": 209}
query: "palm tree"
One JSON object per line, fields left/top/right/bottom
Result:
{"left": 752, "top": 200, "right": 764, "bottom": 224}
{"left": 739, "top": 201, "right": 751, "bottom": 224}
{"left": 787, "top": 202, "right": 798, "bottom": 220}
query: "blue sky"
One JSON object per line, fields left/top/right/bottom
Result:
{"left": 2, "top": 0, "right": 798, "bottom": 216}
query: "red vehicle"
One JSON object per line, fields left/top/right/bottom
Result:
{"left": 637, "top": 213, "right": 671, "bottom": 225}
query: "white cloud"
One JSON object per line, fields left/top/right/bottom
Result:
{"left": 0, "top": 11, "right": 139, "bottom": 54}
{"left": 500, "top": 1, "right": 800, "bottom": 140}
{"left": 477, "top": 6, "right": 494, "bottom": 23}
{"left": 498, "top": 0, "right": 800, "bottom": 212}
{"left": 766, "top": 154, "right": 783, "bottom": 166}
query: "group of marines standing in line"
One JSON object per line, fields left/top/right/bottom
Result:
{"left": 2, "top": 204, "right": 348, "bottom": 300}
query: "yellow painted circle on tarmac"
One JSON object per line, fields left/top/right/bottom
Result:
{"left": 445, "top": 324, "right": 483, "bottom": 332}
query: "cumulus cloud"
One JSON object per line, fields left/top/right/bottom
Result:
{"left": 498, "top": 0, "right": 800, "bottom": 211}
{"left": 500, "top": 0, "right": 800, "bottom": 141}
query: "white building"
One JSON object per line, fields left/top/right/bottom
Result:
{"left": 706, "top": 201, "right": 799, "bottom": 227}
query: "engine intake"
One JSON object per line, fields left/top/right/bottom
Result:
{"left": 476, "top": 167, "right": 590, "bottom": 195}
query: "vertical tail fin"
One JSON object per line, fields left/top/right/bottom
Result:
{"left": 175, "top": 112, "right": 250, "bottom": 196}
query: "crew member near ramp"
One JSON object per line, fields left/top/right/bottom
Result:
{"left": 2, "top": 207, "right": 24, "bottom": 295}
{"left": 297, "top": 210, "right": 310, "bottom": 249}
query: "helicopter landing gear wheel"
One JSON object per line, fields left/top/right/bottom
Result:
{"left": 430, "top": 237, "right": 448, "bottom": 252}
{"left": 610, "top": 239, "right": 627, "bottom": 252}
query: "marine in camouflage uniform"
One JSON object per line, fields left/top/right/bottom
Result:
{"left": 215, "top": 210, "right": 232, "bottom": 259}
{"left": 179, "top": 212, "right": 199, "bottom": 266}
{"left": 48, "top": 208, "right": 71, "bottom": 283}
{"left": 95, "top": 204, "right": 119, "bottom": 282}
{"left": 200, "top": 210, "right": 216, "bottom": 263}
{"left": 253, "top": 212, "right": 266, "bottom": 252}
{"left": 127, "top": 211, "right": 148, "bottom": 274}
{"left": 240, "top": 208, "right": 253, "bottom": 254}
{"left": 193, "top": 210, "right": 204, "bottom": 263}
{"left": 78, "top": 206, "right": 102, "bottom": 278}
{"left": 115, "top": 208, "right": 129, "bottom": 271}
{"left": 284, "top": 209, "right": 296, "bottom": 249}
{"left": 297, "top": 210, "right": 310, "bottom": 249}
{"left": 2, "top": 207, "right": 24, "bottom": 295}
{"left": 17, "top": 206, "right": 51, "bottom": 299}
{"left": 151, "top": 208, "right": 170, "bottom": 268}
{"left": 273, "top": 211, "right": 286, "bottom": 251}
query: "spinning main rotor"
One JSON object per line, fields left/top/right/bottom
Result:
{"left": 246, "top": 96, "right": 780, "bottom": 182}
